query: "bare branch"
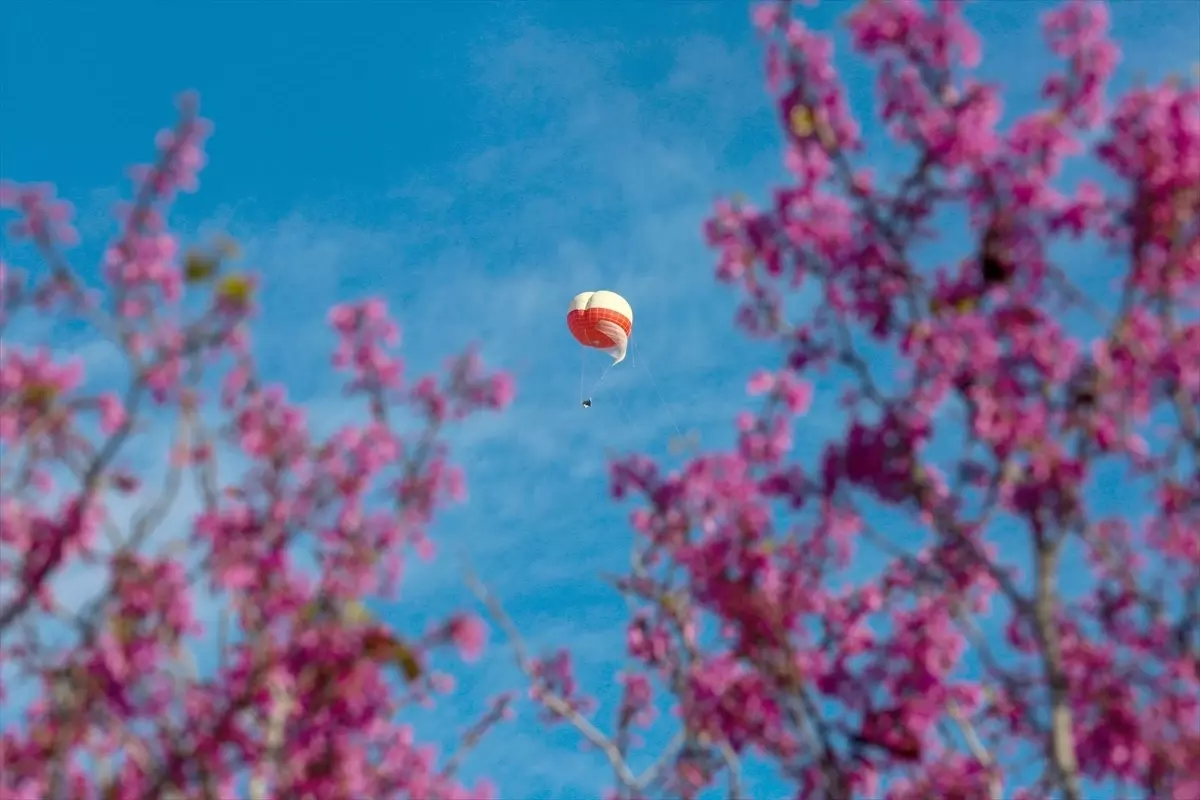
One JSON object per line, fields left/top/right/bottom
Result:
{"left": 440, "top": 694, "right": 513, "bottom": 781}
{"left": 248, "top": 674, "right": 295, "bottom": 800}
{"left": 718, "top": 742, "right": 745, "bottom": 800}
{"left": 947, "top": 699, "right": 1002, "bottom": 800}
{"left": 633, "top": 731, "right": 684, "bottom": 792}
{"left": 1031, "top": 539, "right": 1082, "bottom": 800}
{"left": 464, "top": 562, "right": 640, "bottom": 791}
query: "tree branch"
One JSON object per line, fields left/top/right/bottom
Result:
{"left": 464, "top": 563, "right": 640, "bottom": 791}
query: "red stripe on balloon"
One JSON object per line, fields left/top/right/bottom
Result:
{"left": 567, "top": 308, "right": 632, "bottom": 349}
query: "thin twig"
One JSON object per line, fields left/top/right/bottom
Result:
{"left": 440, "top": 694, "right": 513, "bottom": 780}
{"left": 633, "top": 731, "right": 685, "bottom": 792}
{"left": 249, "top": 674, "right": 294, "bottom": 800}
{"left": 463, "top": 560, "right": 640, "bottom": 790}
{"left": 718, "top": 742, "right": 745, "bottom": 800}
{"left": 947, "top": 699, "right": 1002, "bottom": 800}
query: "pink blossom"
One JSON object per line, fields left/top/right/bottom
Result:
{"left": 446, "top": 613, "right": 487, "bottom": 662}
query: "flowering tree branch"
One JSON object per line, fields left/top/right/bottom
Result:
{"left": 1, "top": 93, "right": 513, "bottom": 799}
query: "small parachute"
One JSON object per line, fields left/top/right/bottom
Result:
{"left": 567, "top": 290, "right": 633, "bottom": 365}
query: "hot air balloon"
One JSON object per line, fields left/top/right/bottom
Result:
{"left": 568, "top": 290, "right": 633, "bottom": 409}
{"left": 567, "top": 290, "right": 633, "bottom": 363}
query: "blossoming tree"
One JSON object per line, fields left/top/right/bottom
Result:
{"left": 2, "top": 0, "right": 1197, "bottom": 798}
{"left": 1, "top": 94, "right": 513, "bottom": 798}
{"left": 478, "top": 1, "right": 1198, "bottom": 798}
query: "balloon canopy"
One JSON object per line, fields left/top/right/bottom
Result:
{"left": 567, "top": 290, "right": 633, "bottom": 364}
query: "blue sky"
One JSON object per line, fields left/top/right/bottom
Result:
{"left": 2, "top": 1, "right": 1198, "bottom": 797}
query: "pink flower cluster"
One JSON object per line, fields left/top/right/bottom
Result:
{"left": 1, "top": 93, "right": 512, "bottom": 798}
{"left": 585, "top": 1, "right": 1197, "bottom": 798}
